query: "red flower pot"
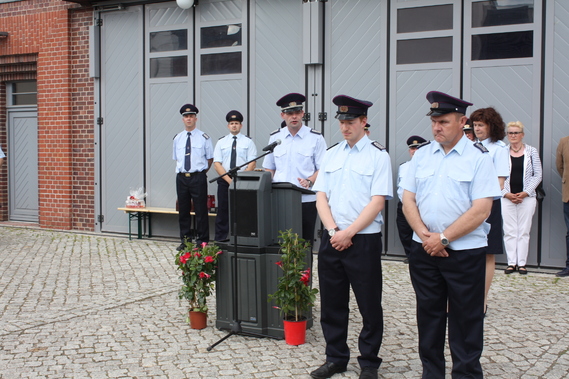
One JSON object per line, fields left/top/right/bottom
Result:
{"left": 283, "top": 319, "right": 307, "bottom": 345}
{"left": 189, "top": 311, "right": 207, "bottom": 330}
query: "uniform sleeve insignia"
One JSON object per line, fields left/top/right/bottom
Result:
{"left": 310, "top": 129, "right": 322, "bottom": 135}
{"left": 417, "top": 141, "right": 430, "bottom": 149}
{"left": 372, "top": 141, "right": 386, "bottom": 151}
{"left": 474, "top": 142, "right": 489, "bottom": 153}
{"left": 326, "top": 142, "right": 339, "bottom": 151}
{"left": 203, "top": 133, "right": 210, "bottom": 140}
{"left": 270, "top": 129, "right": 280, "bottom": 136}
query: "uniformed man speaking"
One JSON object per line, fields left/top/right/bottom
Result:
{"left": 310, "top": 95, "right": 392, "bottom": 379}
{"left": 402, "top": 91, "right": 501, "bottom": 378}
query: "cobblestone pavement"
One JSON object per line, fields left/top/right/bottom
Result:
{"left": 1, "top": 226, "right": 569, "bottom": 378}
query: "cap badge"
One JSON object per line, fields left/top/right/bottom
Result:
{"left": 413, "top": 140, "right": 418, "bottom": 144}
{"left": 339, "top": 106, "right": 349, "bottom": 112}
{"left": 231, "top": 115, "right": 237, "bottom": 119}
{"left": 289, "top": 102, "right": 297, "bottom": 107}
{"left": 431, "top": 102, "right": 439, "bottom": 108}
{"left": 185, "top": 108, "right": 191, "bottom": 112}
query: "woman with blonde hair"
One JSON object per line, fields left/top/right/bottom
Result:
{"left": 501, "top": 121, "right": 542, "bottom": 275}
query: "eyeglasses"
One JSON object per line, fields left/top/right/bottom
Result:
{"left": 507, "top": 132, "right": 523, "bottom": 135}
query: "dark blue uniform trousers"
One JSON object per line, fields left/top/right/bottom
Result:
{"left": 215, "top": 178, "right": 230, "bottom": 241}
{"left": 396, "top": 201, "right": 413, "bottom": 257}
{"left": 318, "top": 232, "right": 383, "bottom": 369}
{"left": 409, "top": 241, "right": 485, "bottom": 379}
{"left": 176, "top": 172, "right": 209, "bottom": 245}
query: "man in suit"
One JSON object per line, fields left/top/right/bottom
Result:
{"left": 556, "top": 136, "right": 569, "bottom": 277}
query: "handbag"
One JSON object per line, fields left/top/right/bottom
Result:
{"left": 530, "top": 151, "right": 545, "bottom": 202}
{"left": 536, "top": 183, "right": 546, "bottom": 202}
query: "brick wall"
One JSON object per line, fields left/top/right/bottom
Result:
{"left": 0, "top": 0, "right": 96, "bottom": 231}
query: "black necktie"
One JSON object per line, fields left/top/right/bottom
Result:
{"left": 230, "top": 136, "right": 237, "bottom": 169}
{"left": 184, "top": 132, "right": 191, "bottom": 172}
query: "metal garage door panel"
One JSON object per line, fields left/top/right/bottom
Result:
{"left": 147, "top": 82, "right": 190, "bottom": 208}
{"left": 8, "top": 111, "right": 38, "bottom": 222}
{"left": 252, "top": 0, "right": 303, "bottom": 145}
{"left": 469, "top": 65, "right": 539, "bottom": 266}
{"left": 542, "top": 0, "right": 569, "bottom": 267}
{"left": 100, "top": 7, "right": 143, "bottom": 233}
{"left": 326, "top": 0, "right": 383, "bottom": 145}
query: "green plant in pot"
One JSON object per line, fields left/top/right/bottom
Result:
{"left": 269, "top": 229, "right": 319, "bottom": 324}
{"left": 175, "top": 241, "right": 222, "bottom": 328}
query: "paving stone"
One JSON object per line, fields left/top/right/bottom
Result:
{"left": 1, "top": 226, "right": 569, "bottom": 378}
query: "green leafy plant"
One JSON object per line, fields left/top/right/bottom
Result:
{"left": 175, "top": 241, "right": 222, "bottom": 313}
{"left": 268, "top": 229, "right": 319, "bottom": 322}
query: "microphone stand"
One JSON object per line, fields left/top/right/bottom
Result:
{"left": 207, "top": 148, "right": 277, "bottom": 351}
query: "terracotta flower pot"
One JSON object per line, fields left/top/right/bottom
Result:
{"left": 283, "top": 319, "right": 307, "bottom": 345}
{"left": 189, "top": 311, "right": 207, "bottom": 329}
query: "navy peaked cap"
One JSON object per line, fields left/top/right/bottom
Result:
{"left": 406, "top": 135, "right": 427, "bottom": 148}
{"left": 426, "top": 91, "right": 472, "bottom": 116}
{"left": 276, "top": 93, "right": 306, "bottom": 113}
{"left": 226, "top": 110, "right": 243, "bottom": 122}
{"left": 333, "top": 95, "right": 373, "bottom": 120}
{"left": 180, "top": 103, "right": 199, "bottom": 115}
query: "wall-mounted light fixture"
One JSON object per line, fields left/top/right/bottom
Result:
{"left": 0, "top": 32, "right": 9, "bottom": 38}
{"left": 176, "top": 0, "right": 198, "bottom": 9}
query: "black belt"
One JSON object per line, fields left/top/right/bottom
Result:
{"left": 178, "top": 171, "right": 206, "bottom": 177}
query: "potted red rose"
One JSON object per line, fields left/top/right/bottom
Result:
{"left": 175, "top": 241, "right": 222, "bottom": 329}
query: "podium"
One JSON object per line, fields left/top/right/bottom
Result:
{"left": 216, "top": 171, "right": 314, "bottom": 337}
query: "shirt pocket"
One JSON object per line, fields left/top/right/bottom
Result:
{"left": 446, "top": 170, "right": 473, "bottom": 201}
{"left": 415, "top": 168, "right": 435, "bottom": 194}
{"left": 350, "top": 164, "right": 374, "bottom": 192}
{"left": 296, "top": 150, "right": 314, "bottom": 172}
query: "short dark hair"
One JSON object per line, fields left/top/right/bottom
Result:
{"left": 469, "top": 107, "right": 505, "bottom": 142}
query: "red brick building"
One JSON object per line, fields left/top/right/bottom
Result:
{"left": 0, "top": 0, "right": 95, "bottom": 230}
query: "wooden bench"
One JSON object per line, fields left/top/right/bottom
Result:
{"left": 117, "top": 207, "right": 216, "bottom": 240}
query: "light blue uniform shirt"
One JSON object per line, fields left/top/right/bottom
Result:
{"left": 0, "top": 146, "right": 5, "bottom": 159}
{"left": 172, "top": 128, "right": 214, "bottom": 173}
{"left": 402, "top": 135, "right": 501, "bottom": 250}
{"left": 213, "top": 133, "right": 258, "bottom": 172}
{"left": 397, "top": 161, "right": 410, "bottom": 202}
{"left": 313, "top": 135, "right": 393, "bottom": 234}
{"left": 262, "top": 125, "right": 327, "bottom": 202}
{"left": 481, "top": 138, "right": 510, "bottom": 177}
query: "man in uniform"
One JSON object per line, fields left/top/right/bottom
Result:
{"left": 463, "top": 118, "right": 475, "bottom": 141}
{"left": 262, "top": 93, "right": 326, "bottom": 245}
{"left": 556, "top": 135, "right": 569, "bottom": 277}
{"left": 172, "top": 103, "right": 214, "bottom": 251}
{"left": 396, "top": 135, "right": 427, "bottom": 263}
{"left": 310, "top": 95, "right": 392, "bottom": 379}
{"left": 402, "top": 91, "right": 501, "bottom": 378}
{"left": 212, "top": 110, "right": 257, "bottom": 242}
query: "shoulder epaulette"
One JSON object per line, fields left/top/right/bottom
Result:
{"left": 270, "top": 129, "right": 280, "bottom": 136}
{"left": 203, "top": 133, "right": 210, "bottom": 140}
{"left": 417, "top": 141, "right": 430, "bottom": 149}
{"left": 372, "top": 141, "right": 386, "bottom": 151}
{"left": 218, "top": 135, "right": 224, "bottom": 140}
{"left": 310, "top": 129, "right": 322, "bottom": 135}
{"left": 474, "top": 142, "right": 489, "bottom": 153}
{"left": 173, "top": 134, "right": 177, "bottom": 140}
{"left": 245, "top": 135, "right": 251, "bottom": 139}
{"left": 326, "top": 142, "right": 339, "bottom": 151}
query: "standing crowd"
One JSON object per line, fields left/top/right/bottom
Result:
{"left": 168, "top": 88, "right": 569, "bottom": 379}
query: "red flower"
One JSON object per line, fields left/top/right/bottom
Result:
{"left": 204, "top": 256, "right": 214, "bottom": 263}
{"left": 199, "top": 272, "right": 211, "bottom": 279}
{"left": 201, "top": 242, "right": 208, "bottom": 248}
{"left": 179, "top": 252, "right": 191, "bottom": 264}
{"left": 216, "top": 251, "right": 223, "bottom": 255}
{"left": 300, "top": 268, "right": 311, "bottom": 286}
{"left": 275, "top": 261, "right": 282, "bottom": 267}
{"left": 195, "top": 252, "right": 202, "bottom": 258}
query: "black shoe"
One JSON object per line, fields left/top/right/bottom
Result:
{"left": 176, "top": 243, "right": 185, "bottom": 251}
{"left": 403, "top": 258, "right": 409, "bottom": 264}
{"left": 310, "top": 362, "right": 348, "bottom": 379}
{"left": 359, "top": 367, "right": 378, "bottom": 379}
{"left": 556, "top": 268, "right": 569, "bottom": 277}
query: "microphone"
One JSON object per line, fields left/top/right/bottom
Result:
{"left": 262, "top": 139, "right": 281, "bottom": 152}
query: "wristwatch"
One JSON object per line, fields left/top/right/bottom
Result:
{"left": 307, "top": 179, "right": 313, "bottom": 188}
{"left": 328, "top": 227, "right": 340, "bottom": 237}
{"left": 440, "top": 232, "right": 450, "bottom": 247}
